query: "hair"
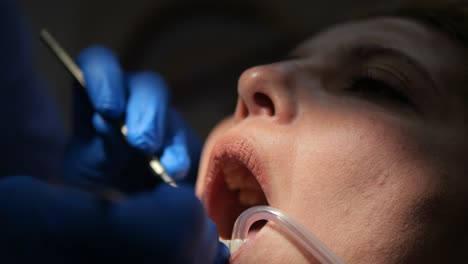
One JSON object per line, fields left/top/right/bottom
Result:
{"left": 387, "top": 1, "right": 468, "bottom": 46}
{"left": 338, "top": 1, "right": 468, "bottom": 48}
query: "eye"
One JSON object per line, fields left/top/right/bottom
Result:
{"left": 345, "top": 68, "right": 414, "bottom": 107}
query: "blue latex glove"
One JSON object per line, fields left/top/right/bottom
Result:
{"left": 0, "top": 176, "right": 230, "bottom": 264}
{"left": 64, "top": 46, "right": 202, "bottom": 191}
{"left": 0, "top": 1, "right": 229, "bottom": 263}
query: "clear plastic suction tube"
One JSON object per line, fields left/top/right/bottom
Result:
{"left": 230, "top": 206, "right": 344, "bottom": 264}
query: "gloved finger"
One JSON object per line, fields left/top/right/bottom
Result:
{"left": 76, "top": 46, "right": 126, "bottom": 119}
{"left": 160, "top": 109, "right": 192, "bottom": 181}
{"left": 193, "top": 219, "right": 230, "bottom": 264}
{"left": 125, "top": 72, "right": 170, "bottom": 155}
{"left": 109, "top": 184, "right": 215, "bottom": 263}
{"left": 92, "top": 113, "right": 122, "bottom": 141}
{"left": 66, "top": 113, "right": 156, "bottom": 192}
{"left": 215, "top": 241, "right": 231, "bottom": 264}
{"left": 0, "top": 176, "right": 112, "bottom": 263}
{"left": 0, "top": 177, "right": 221, "bottom": 263}
{"left": 193, "top": 219, "right": 217, "bottom": 264}
{"left": 63, "top": 135, "right": 129, "bottom": 188}
{"left": 65, "top": 45, "right": 130, "bottom": 188}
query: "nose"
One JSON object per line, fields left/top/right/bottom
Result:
{"left": 235, "top": 63, "right": 297, "bottom": 123}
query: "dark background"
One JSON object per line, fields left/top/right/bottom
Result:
{"left": 18, "top": 0, "right": 390, "bottom": 139}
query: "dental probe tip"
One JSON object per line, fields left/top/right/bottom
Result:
{"left": 122, "top": 125, "right": 177, "bottom": 187}
{"left": 149, "top": 159, "right": 178, "bottom": 187}
{"left": 40, "top": 29, "right": 177, "bottom": 188}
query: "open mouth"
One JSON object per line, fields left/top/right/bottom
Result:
{"left": 202, "top": 138, "right": 270, "bottom": 238}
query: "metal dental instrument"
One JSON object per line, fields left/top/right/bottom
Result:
{"left": 40, "top": 29, "right": 177, "bottom": 187}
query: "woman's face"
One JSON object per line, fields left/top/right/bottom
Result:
{"left": 196, "top": 17, "right": 468, "bottom": 263}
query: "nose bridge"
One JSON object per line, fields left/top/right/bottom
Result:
{"left": 236, "top": 63, "right": 298, "bottom": 123}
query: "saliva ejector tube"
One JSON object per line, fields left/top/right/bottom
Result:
{"left": 222, "top": 206, "right": 344, "bottom": 264}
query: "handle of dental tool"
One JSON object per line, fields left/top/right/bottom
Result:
{"left": 39, "top": 29, "right": 177, "bottom": 187}
{"left": 230, "top": 206, "right": 344, "bottom": 264}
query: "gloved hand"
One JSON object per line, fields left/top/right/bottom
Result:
{"left": 0, "top": 176, "right": 230, "bottom": 264}
{"left": 64, "top": 46, "right": 202, "bottom": 191}
{"left": 59, "top": 40, "right": 227, "bottom": 262}
{"left": 0, "top": 1, "right": 229, "bottom": 262}
{"left": 0, "top": 61, "right": 229, "bottom": 263}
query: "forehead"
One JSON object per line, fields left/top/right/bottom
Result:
{"left": 294, "top": 17, "right": 468, "bottom": 96}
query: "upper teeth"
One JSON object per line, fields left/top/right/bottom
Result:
{"left": 223, "top": 163, "right": 245, "bottom": 190}
{"left": 223, "top": 162, "right": 266, "bottom": 206}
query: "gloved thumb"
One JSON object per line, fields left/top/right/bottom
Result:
{"left": 193, "top": 218, "right": 230, "bottom": 264}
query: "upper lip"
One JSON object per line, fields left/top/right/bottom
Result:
{"left": 200, "top": 135, "right": 271, "bottom": 237}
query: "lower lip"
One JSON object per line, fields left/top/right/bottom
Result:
{"left": 229, "top": 222, "right": 270, "bottom": 262}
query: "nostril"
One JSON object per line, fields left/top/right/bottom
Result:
{"left": 253, "top": 92, "right": 275, "bottom": 116}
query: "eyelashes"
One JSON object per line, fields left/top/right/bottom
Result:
{"left": 344, "top": 67, "right": 415, "bottom": 108}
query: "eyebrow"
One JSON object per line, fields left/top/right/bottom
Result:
{"left": 338, "top": 43, "right": 441, "bottom": 95}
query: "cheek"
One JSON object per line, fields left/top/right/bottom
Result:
{"left": 293, "top": 117, "right": 428, "bottom": 198}
{"left": 281, "top": 112, "right": 454, "bottom": 262}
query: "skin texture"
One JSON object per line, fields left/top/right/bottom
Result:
{"left": 196, "top": 17, "right": 468, "bottom": 263}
